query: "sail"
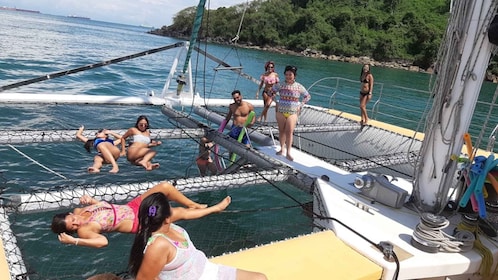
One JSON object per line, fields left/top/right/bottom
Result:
{"left": 182, "top": 0, "right": 206, "bottom": 74}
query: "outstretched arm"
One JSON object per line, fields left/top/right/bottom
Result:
{"left": 368, "top": 74, "right": 374, "bottom": 94}
{"left": 120, "top": 129, "right": 133, "bottom": 156}
{"left": 170, "top": 196, "right": 231, "bottom": 222}
{"left": 103, "top": 129, "right": 122, "bottom": 146}
{"left": 76, "top": 125, "right": 89, "bottom": 143}
{"left": 256, "top": 80, "right": 264, "bottom": 99}
{"left": 58, "top": 230, "right": 109, "bottom": 248}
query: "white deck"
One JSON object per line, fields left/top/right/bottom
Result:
{"left": 257, "top": 145, "right": 498, "bottom": 280}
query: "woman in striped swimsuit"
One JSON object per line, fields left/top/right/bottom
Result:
{"left": 273, "top": 65, "right": 311, "bottom": 161}
{"left": 51, "top": 181, "right": 230, "bottom": 249}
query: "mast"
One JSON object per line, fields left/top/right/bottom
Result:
{"left": 182, "top": 0, "right": 206, "bottom": 75}
{"left": 413, "top": 0, "right": 497, "bottom": 213}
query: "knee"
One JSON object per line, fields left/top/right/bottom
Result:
{"left": 156, "top": 181, "right": 173, "bottom": 193}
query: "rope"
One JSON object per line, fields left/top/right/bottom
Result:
{"left": 412, "top": 213, "right": 474, "bottom": 253}
{"left": 7, "top": 144, "right": 68, "bottom": 180}
{"left": 457, "top": 217, "right": 494, "bottom": 278}
{"left": 414, "top": 0, "right": 498, "bottom": 211}
{"left": 231, "top": 0, "right": 249, "bottom": 43}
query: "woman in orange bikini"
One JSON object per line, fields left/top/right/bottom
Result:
{"left": 255, "top": 61, "right": 279, "bottom": 123}
{"left": 51, "top": 181, "right": 231, "bottom": 248}
{"left": 273, "top": 65, "right": 311, "bottom": 161}
{"left": 359, "top": 64, "right": 374, "bottom": 125}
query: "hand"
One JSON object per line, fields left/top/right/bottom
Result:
{"left": 80, "top": 194, "right": 94, "bottom": 204}
{"left": 58, "top": 232, "right": 77, "bottom": 245}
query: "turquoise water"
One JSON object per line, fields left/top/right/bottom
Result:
{"left": 1, "top": 9, "right": 497, "bottom": 279}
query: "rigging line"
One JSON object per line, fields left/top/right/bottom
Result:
{"left": 7, "top": 144, "right": 68, "bottom": 180}
{"left": 193, "top": 46, "right": 260, "bottom": 85}
{"left": 231, "top": 0, "right": 249, "bottom": 43}
{"left": 0, "top": 42, "right": 184, "bottom": 92}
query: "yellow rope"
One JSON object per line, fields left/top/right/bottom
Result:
{"left": 457, "top": 221, "right": 494, "bottom": 279}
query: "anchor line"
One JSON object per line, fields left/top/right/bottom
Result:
{"left": 0, "top": 42, "right": 185, "bottom": 92}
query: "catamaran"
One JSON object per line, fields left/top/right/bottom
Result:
{"left": 1, "top": 0, "right": 498, "bottom": 279}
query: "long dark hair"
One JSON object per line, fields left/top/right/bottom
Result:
{"left": 128, "top": 193, "right": 172, "bottom": 277}
{"left": 360, "top": 64, "right": 371, "bottom": 82}
{"left": 134, "top": 115, "right": 150, "bottom": 129}
{"left": 51, "top": 212, "right": 71, "bottom": 234}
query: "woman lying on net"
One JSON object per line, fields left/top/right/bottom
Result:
{"left": 51, "top": 181, "right": 231, "bottom": 249}
{"left": 76, "top": 125, "right": 121, "bottom": 173}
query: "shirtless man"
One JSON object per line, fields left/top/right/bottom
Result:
{"left": 224, "top": 90, "right": 255, "bottom": 146}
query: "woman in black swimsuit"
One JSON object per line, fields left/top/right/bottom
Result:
{"left": 359, "top": 64, "right": 374, "bottom": 125}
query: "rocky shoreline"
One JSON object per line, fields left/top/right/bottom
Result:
{"left": 149, "top": 30, "right": 496, "bottom": 82}
{"left": 247, "top": 45, "right": 498, "bottom": 82}
{"left": 243, "top": 44, "right": 433, "bottom": 74}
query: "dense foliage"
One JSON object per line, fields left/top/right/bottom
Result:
{"left": 152, "top": 0, "right": 498, "bottom": 75}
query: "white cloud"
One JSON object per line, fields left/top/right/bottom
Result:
{"left": 0, "top": 0, "right": 248, "bottom": 27}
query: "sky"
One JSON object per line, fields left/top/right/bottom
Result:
{"left": 0, "top": 0, "right": 248, "bottom": 28}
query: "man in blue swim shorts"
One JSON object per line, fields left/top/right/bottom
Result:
{"left": 224, "top": 90, "right": 255, "bottom": 146}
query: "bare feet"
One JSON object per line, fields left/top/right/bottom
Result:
{"left": 286, "top": 154, "right": 294, "bottom": 161}
{"left": 146, "top": 163, "right": 160, "bottom": 171}
{"left": 109, "top": 167, "right": 119, "bottom": 173}
{"left": 214, "top": 196, "right": 231, "bottom": 212}
{"left": 276, "top": 150, "right": 283, "bottom": 156}
{"left": 137, "top": 159, "right": 148, "bottom": 169}
{"left": 88, "top": 167, "right": 100, "bottom": 173}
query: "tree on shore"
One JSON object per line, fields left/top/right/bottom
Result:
{"left": 149, "top": 0, "right": 498, "bottom": 77}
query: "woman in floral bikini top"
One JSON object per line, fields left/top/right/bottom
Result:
{"left": 51, "top": 181, "right": 232, "bottom": 249}
{"left": 84, "top": 201, "right": 136, "bottom": 232}
{"left": 255, "top": 61, "right": 279, "bottom": 123}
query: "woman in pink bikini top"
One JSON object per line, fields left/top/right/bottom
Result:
{"left": 51, "top": 181, "right": 232, "bottom": 249}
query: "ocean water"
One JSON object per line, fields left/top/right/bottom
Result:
{"left": 1, "top": 9, "right": 497, "bottom": 279}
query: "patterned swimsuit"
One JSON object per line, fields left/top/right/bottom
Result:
{"left": 84, "top": 201, "right": 136, "bottom": 232}
{"left": 145, "top": 224, "right": 236, "bottom": 279}
{"left": 273, "top": 81, "right": 311, "bottom": 116}
{"left": 261, "top": 73, "right": 279, "bottom": 96}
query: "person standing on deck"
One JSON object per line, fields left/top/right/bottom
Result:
{"left": 224, "top": 90, "right": 255, "bottom": 146}
{"left": 359, "top": 64, "right": 374, "bottom": 125}
{"left": 273, "top": 65, "right": 311, "bottom": 161}
{"left": 255, "top": 61, "right": 279, "bottom": 123}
